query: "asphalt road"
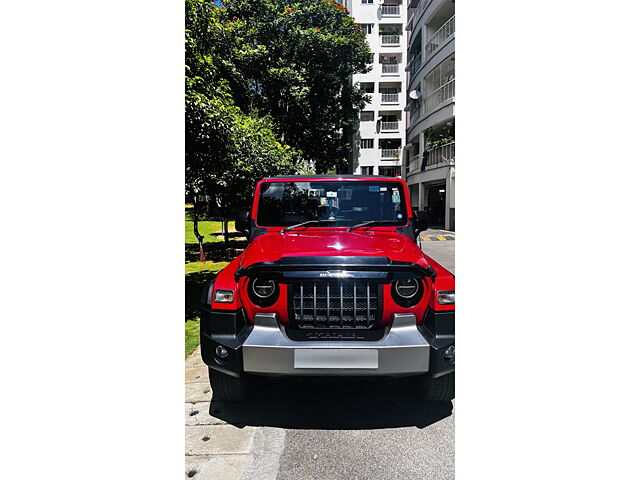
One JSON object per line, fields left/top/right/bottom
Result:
{"left": 206, "top": 235, "right": 455, "bottom": 480}
{"left": 420, "top": 233, "right": 455, "bottom": 275}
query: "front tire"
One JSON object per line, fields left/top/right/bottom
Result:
{"left": 208, "top": 368, "right": 251, "bottom": 401}
{"left": 418, "top": 372, "right": 455, "bottom": 402}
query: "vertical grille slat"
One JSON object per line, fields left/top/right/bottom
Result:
{"left": 313, "top": 282, "right": 317, "bottom": 326}
{"left": 326, "top": 283, "right": 330, "bottom": 325}
{"left": 353, "top": 283, "right": 357, "bottom": 328}
{"left": 367, "top": 284, "right": 371, "bottom": 327}
{"left": 339, "top": 284, "right": 344, "bottom": 327}
{"left": 291, "top": 279, "right": 378, "bottom": 329}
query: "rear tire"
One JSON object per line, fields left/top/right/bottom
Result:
{"left": 418, "top": 372, "right": 455, "bottom": 402}
{"left": 208, "top": 368, "right": 250, "bottom": 401}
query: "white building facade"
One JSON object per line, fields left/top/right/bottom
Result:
{"left": 403, "top": 0, "right": 455, "bottom": 230}
{"left": 346, "top": 0, "right": 407, "bottom": 178}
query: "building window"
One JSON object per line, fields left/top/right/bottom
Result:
{"left": 360, "top": 111, "right": 374, "bottom": 121}
{"left": 379, "top": 166, "right": 400, "bottom": 177}
{"left": 361, "top": 0, "right": 374, "bottom": 4}
{"left": 361, "top": 166, "right": 374, "bottom": 175}
{"left": 360, "top": 82, "right": 374, "bottom": 93}
{"left": 359, "top": 24, "right": 373, "bottom": 35}
{"left": 379, "top": 54, "right": 400, "bottom": 65}
{"left": 360, "top": 139, "right": 374, "bottom": 149}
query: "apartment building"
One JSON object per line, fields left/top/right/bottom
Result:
{"left": 403, "top": 0, "right": 455, "bottom": 230}
{"left": 346, "top": 0, "right": 407, "bottom": 178}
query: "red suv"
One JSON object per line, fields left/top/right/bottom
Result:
{"left": 200, "top": 175, "right": 454, "bottom": 402}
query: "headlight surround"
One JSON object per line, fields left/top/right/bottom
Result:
{"left": 248, "top": 277, "right": 279, "bottom": 307}
{"left": 391, "top": 277, "right": 423, "bottom": 307}
{"left": 437, "top": 290, "right": 455, "bottom": 305}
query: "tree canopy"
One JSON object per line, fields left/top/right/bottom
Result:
{"left": 185, "top": 0, "right": 371, "bottom": 204}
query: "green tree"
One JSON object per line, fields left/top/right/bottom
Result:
{"left": 185, "top": 0, "right": 370, "bottom": 256}
{"left": 186, "top": 87, "right": 304, "bottom": 252}
{"left": 212, "top": 0, "right": 371, "bottom": 172}
{"left": 186, "top": 0, "right": 304, "bottom": 255}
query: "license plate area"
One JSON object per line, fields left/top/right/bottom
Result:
{"left": 293, "top": 348, "right": 379, "bottom": 369}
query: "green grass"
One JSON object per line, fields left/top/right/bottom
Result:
{"left": 185, "top": 220, "right": 237, "bottom": 244}
{"left": 185, "top": 260, "right": 230, "bottom": 359}
{"left": 185, "top": 261, "right": 229, "bottom": 274}
{"left": 185, "top": 319, "right": 200, "bottom": 359}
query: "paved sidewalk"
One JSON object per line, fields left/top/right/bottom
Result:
{"left": 185, "top": 347, "right": 257, "bottom": 480}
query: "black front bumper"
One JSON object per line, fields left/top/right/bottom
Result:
{"left": 420, "top": 309, "right": 455, "bottom": 378}
{"left": 200, "top": 308, "right": 252, "bottom": 377}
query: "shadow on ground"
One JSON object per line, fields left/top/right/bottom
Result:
{"left": 210, "top": 377, "right": 453, "bottom": 430}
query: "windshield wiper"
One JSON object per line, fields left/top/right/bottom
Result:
{"left": 347, "top": 220, "right": 398, "bottom": 232}
{"left": 280, "top": 219, "right": 335, "bottom": 233}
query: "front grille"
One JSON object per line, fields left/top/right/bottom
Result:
{"left": 289, "top": 280, "right": 379, "bottom": 329}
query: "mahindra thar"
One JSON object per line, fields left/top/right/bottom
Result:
{"left": 200, "top": 175, "right": 454, "bottom": 402}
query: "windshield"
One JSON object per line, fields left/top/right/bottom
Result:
{"left": 256, "top": 181, "right": 408, "bottom": 227}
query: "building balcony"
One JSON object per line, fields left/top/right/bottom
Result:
{"left": 381, "top": 148, "right": 401, "bottom": 160}
{"left": 426, "top": 15, "right": 455, "bottom": 59}
{"left": 381, "top": 5, "right": 400, "bottom": 17}
{"left": 408, "top": 142, "right": 455, "bottom": 175}
{"left": 380, "top": 121, "right": 399, "bottom": 131}
{"left": 381, "top": 64, "right": 400, "bottom": 75}
{"left": 426, "top": 142, "right": 455, "bottom": 168}
{"left": 408, "top": 154, "right": 421, "bottom": 173}
{"left": 423, "top": 78, "right": 455, "bottom": 115}
{"left": 380, "top": 34, "right": 401, "bottom": 46}
{"left": 381, "top": 93, "right": 399, "bottom": 104}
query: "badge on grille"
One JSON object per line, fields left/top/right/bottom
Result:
{"left": 319, "top": 271, "right": 354, "bottom": 278}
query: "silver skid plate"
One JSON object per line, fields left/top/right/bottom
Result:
{"left": 294, "top": 348, "right": 378, "bottom": 369}
{"left": 243, "top": 313, "right": 430, "bottom": 376}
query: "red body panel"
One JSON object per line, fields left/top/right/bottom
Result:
{"left": 211, "top": 177, "right": 454, "bottom": 324}
{"left": 238, "top": 229, "right": 430, "bottom": 269}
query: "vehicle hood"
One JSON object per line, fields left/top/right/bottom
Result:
{"left": 240, "top": 229, "right": 430, "bottom": 268}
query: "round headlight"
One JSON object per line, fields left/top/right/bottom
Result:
{"left": 391, "top": 277, "right": 423, "bottom": 307}
{"left": 251, "top": 278, "right": 276, "bottom": 298}
{"left": 394, "top": 278, "right": 419, "bottom": 298}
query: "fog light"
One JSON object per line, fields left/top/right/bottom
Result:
{"left": 215, "top": 346, "right": 229, "bottom": 359}
{"left": 443, "top": 345, "right": 455, "bottom": 360}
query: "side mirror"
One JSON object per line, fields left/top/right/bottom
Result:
{"left": 235, "top": 211, "right": 250, "bottom": 236}
{"left": 413, "top": 210, "right": 429, "bottom": 237}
